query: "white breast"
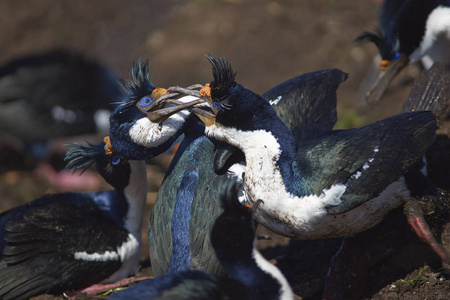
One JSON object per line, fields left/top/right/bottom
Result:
{"left": 205, "top": 125, "right": 408, "bottom": 239}
{"left": 410, "top": 6, "right": 450, "bottom": 67}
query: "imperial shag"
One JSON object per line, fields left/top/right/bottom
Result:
{"left": 108, "top": 60, "right": 347, "bottom": 276}
{"left": 107, "top": 179, "right": 293, "bottom": 300}
{"left": 356, "top": 0, "right": 450, "bottom": 103}
{"left": 0, "top": 137, "right": 147, "bottom": 300}
{"left": 173, "top": 56, "right": 439, "bottom": 243}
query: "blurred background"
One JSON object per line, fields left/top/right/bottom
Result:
{"left": 0, "top": 0, "right": 422, "bottom": 207}
{"left": 0, "top": 1, "right": 435, "bottom": 299}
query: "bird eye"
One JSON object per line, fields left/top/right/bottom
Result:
{"left": 112, "top": 155, "right": 121, "bottom": 165}
{"left": 213, "top": 102, "right": 221, "bottom": 110}
{"left": 140, "top": 97, "right": 152, "bottom": 106}
{"left": 391, "top": 52, "right": 400, "bottom": 60}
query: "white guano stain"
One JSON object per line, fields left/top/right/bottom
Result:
{"left": 269, "top": 95, "right": 282, "bottom": 106}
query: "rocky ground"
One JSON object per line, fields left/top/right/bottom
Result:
{"left": 0, "top": 0, "right": 449, "bottom": 299}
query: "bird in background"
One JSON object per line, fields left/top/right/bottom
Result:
{"left": 108, "top": 59, "right": 347, "bottom": 277}
{"left": 107, "top": 178, "right": 293, "bottom": 300}
{"left": 0, "top": 50, "right": 123, "bottom": 189}
{"left": 356, "top": 0, "right": 450, "bottom": 104}
{"left": 0, "top": 137, "right": 148, "bottom": 300}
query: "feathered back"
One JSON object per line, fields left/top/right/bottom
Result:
{"left": 206, "top": 55, "right": 237, "bottom": 101}
{"left": 64, "top": 141, "right": 106, "bottom": 174}
{"left": 118, "top": 59, "right": 156, "bottom": 106}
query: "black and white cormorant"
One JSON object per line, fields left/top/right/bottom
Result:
{"left": 173, "top": 56, "right": 441, "bottom": 245}
{"left": 108, "top": 60, "right": 347, "bottom": 276}
{"left": 356, "top": 0, "right": 450, "bottom": 103}
{"left": 107, "top": 179, "right": 294, "bottom": 300}
{"left": 0, "top": 137, "right": 147, "bottom": 299}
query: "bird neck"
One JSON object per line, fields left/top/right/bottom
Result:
{"left": 220, "top": 243, "right": 293, "bottom": 300}
{"left": 205, "top": 118, "right": 297, "bottom": 190}
{"left": 164, "top": 116, "right": 205, "bottom": 177}
{"left": 122, "top": 160, "right": 147, "bottom": 239}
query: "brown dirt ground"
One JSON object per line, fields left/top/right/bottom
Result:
{"left": 0, "top": 0, "right": 449, "bottom": 299}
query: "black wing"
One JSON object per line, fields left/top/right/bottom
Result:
{"left": 0, "top": 193, "right": 129, "bottom": 300}
{"left": 295, "top": 111, "right": 436, "bottom": 214}
{"left": 403, "top": 62, "right": 450, "bottom": 124}
{"left": 263, "top": 69, "right": 347, "bottom": 141}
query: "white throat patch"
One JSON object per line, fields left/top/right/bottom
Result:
{"left": 128, "top": 95, "right": 200, "bottom": 148}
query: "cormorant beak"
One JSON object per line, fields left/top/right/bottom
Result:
{"left": 145, "top": 84, "right": 219, "bottom": 126}
{"left": 365, "top": 54, "right": 409, "bottom": 104}
{"left": 197, "top": 83, "right": 219, "bottom": 126}
{"left": 139, "top": 86, "right": 205, "bottom": 123}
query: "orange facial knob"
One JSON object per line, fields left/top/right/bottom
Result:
{"left": 379, "top": 60, "right": 391, "bottom": 71}
{"left": 151, "top": 87, "right": 169, "bottom": 99}
{"left": 103, "top": 136, "right": 115, "bottom": 155}
{"left": 200, "top": 83, "right": 211, "bottom": 99}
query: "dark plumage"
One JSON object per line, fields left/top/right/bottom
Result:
{"left": 355, "top": 0, "right": 450, "bottom": 103}
{"left": 0, "top": 139, "right": 147, "bottom": 300}
{"left": 193, "top": 55, "right": 437, "bottom": 240}
{"left": 108, "top": 58, "right": 347, "bottom": 276}
{"left": 356, "top": 0, "right": 450, "bottom": 64}
{"left": 109, "top": 60, "right": 181, "bottom": 160}
{"left": 107, "top": 179, "right": 293, "bottom": 300}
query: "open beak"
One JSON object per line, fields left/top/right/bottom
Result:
{"left": 143, "top": 84, "right": 219, "bottom": 126}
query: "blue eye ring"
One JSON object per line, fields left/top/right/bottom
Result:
{"left": 213, "top": 102, "right": 221, "bottom": 110}
{"left": 391, "top": 52, "right": 400, "bottom": 60}
{"left": 112, "top": 155, "right": 121, "bottom": 165}
{"left": 140, "top": 96, "right": 152, "bottom": 106}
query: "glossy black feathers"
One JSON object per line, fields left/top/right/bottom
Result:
{"left": 218, "top": 178, "right": 244, "bottom": 213}
{"left": 64, "top": 141, "right": 106, "bottom": 174}
{"left": 206, "top": 55, "right": 237, "bottom": 101}
{"left": 211, "top": 179, "right": 255, "bottom": 266}
{"left": 109, "top": 179, "right": 288, "bottom": 300}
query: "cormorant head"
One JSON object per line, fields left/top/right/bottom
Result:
{"left": 194, "top": 55, "right": 278, "bottom": 133}
{"left": 64, "top": 136, "right": 131, "bottom": 191}
{"left": 109, "top": 59, "right": 194, "bottom": 160}
{"left": 355, "top": 29, "right": 401, "bottom": 71}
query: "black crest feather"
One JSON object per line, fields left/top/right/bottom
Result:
{"left": 355, "top": 28, "right": 391, "bottom": 60}
{"left": 206, "top": 54, "right": 237, "bottom": 100}
{"left": 118, "top": 59, "right": 156, "bottom": 106}
{"left": 64, "top": 141, "right": 106, "bottom": 174}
